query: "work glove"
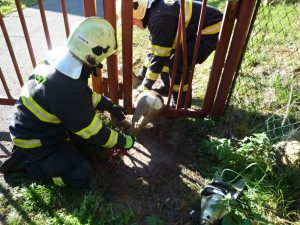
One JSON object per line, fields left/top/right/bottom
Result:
{"left": 107, "top": 103, "right": 127, "bottom": 121}
{"left": 123, "top": 135, "right": 136, "bottom": 150}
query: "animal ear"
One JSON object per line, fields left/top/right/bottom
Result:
{"left": 132, "top": 58, "right": 141, "bottom": 67}
{"left": 157, "top": 94, "right": 164, "bottom": 105}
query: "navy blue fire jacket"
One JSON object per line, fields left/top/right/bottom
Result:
{"left": 141, "top": 0, "right": 223, "bottom": 89}
{"left": 10, "top": 61, "right": 126, "bottom": 149}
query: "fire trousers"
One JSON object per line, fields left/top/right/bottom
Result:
{"left": 169, "top": 33, "right": 219, "bottom": 107}
{"left": 0, "top": 140, "right": 92, "bottom": 189}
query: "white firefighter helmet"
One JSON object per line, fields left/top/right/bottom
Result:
{"left": 67, "top": 17, "right": 117, "bottom": 68}
{"left": 116, "top": 0, "right": 154, "bottom": 21}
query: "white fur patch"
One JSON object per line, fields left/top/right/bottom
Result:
{"left": 145, "top": 95, "right": 163, "bottom": 110}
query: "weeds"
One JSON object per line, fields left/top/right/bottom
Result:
{"left": 197, "top": 132, "right": 300, "bottom": 224}
{"left": 0, "top": 178, "right": 139, "bottom": 224}
{"left": 146, "top": 216, "right": 164, "bottom": 225}
{"left": 0, "top": 0, "right": 299, "bottom": 224}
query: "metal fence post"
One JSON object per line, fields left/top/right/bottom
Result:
{"left": 212, "top": 0, "right": 257, "bottom": 118}
{"left": 103, "top": 0, "right": 119, "bottom": 104}
{"left": 199, "top": 0, "right": 239, "bottom": 118}
{"left": 83, "top": 0, "right": 107, "bottom": 95}
{"left": 120, "top": 0, "right": 134, "bottom": 112}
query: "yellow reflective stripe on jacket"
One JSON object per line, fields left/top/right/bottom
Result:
{"left": 172, "top": 0, "right": 193, "bottom": 48}
{"left": 162, "top": 66, "right": 169, "bottom": 73}
{"left": 149, "top": 43, "right": 172, "bottom": 57}
{"left": 185, "top": 0, "right": 193, "bottom": 26}
{"left": 52, "top": 177, "right": 66, "bottom": 186}
{"left": 202, "top": 21, "right": 222, "bottom": 35}
{"left": 146, "top": 70, "right": 160, "bottom": 81}
{"left": 173, "top": 84, "right": 189, "bottom": 92}
{"left": 12, "top": 137, "right": 42, "bottom": 148}
{"left": 21, "top": 86, "right": 61, "bottom": 124}
{"left": 102, "top": 129, "right": 118, "bottom": 148}
{"left": 21, "top": 96, "right": 60, "bottom": 124}
{"left": 92, "top": 92, "right": 101, "bottom": 109}
{"left": 75, "top": 114, "right": 103, "bottom": 139}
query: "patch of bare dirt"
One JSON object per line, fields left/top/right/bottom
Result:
{"left": 0, "top": 116, "right": 206, "bottom": 224}
{"left": 103, "top": 116, "right": 206, "bottom": 224}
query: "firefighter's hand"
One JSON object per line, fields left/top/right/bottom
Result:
{"left": 107, "top": 103, "right": 127, "bottom": 121}
{"left": 123, "top": 135, "right": 136, "bottom": 150}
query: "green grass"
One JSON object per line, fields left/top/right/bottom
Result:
{"left": 233, "top": 3, "right": 300, "bottom": 114}
{"left": 1, "top": 0, "right": 299, "bottom": 224}
{"left": 3, "top": 130, "right": 299, "bottom": 224}
{"left": 0, "top": 0, "right": 37, "bottom": 15}
{"left": 196, "top": 133, "right": 300, "bottom": 224}
{"left": 0, "top": 180, "right": 134, "bottom": 224}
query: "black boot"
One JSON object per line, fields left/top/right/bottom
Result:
{"left": 152, "top": 72, "right": 170, "bottom": 96}
{"left": 172, "top": 91, "right": 192, "bottom": 108}
{"left": 137, "top": 65, "right": 147, "bottom": 80}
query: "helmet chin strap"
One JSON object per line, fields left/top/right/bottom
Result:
{"left": 91, "top": 63, "right": 103, "bottom": 77}
{"left": 86, "top": 55, "right": 103, "bottom": 77}
{"left": 91, "top": 67, "right": 97, "bottom": 77}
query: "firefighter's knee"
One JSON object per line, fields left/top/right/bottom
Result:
{"left": 62, "top": 160, "right": 93, "bottom": 189}
{"left": 27, "top": 164, "right": 53, "bottom": 183}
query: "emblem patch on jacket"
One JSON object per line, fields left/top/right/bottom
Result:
{"left": 34, "top": 74, "right": 47, "bottom": 85}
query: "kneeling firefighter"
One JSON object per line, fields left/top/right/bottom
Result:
{"left": 0, "top": 17, "right": 135, "bottom": 189}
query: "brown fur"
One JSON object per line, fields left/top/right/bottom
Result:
{"left": 118, "top": 58, "right": 142, "bottom": 89}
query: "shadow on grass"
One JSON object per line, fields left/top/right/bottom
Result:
{"left": 0, "top": 181, "right": 35, "bottom": 224}
{"left": 0, "top": 172, "right": 94, "bottom": 224}
{"left": 0, "top": 98, "right": 298, "bottom": 224}
{"left": 0, "top": 132, "right": 12, "bottom": 156}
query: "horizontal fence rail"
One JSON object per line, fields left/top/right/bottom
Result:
{"left": 0, "top": 0, "right": 256, "bottom": 119}
{"left": 0, "top": 0, "right": 72, "bottom": 105}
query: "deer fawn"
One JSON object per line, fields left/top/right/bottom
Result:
{"left": 118, "top": 59, "right": 165, "bottom": 135}
{"left": 118, "top": 58, "right": 142, "bottom": 89}
{"left": 128, "top": 90, "right": 164, "bottom": 135}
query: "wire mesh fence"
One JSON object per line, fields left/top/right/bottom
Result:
{"left": 227, "top": 0, "right": 300, "bottom": 166}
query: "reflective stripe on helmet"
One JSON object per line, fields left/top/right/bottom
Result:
{"left": 52, "top": 177, "right": 66, "bottom": 186}
{"left": 75, "top": 114, "right": 103, "bottom": 139}
{"left": 102, "top": 129, "right": 118, "bottom": 148}
{"left": 92, "top": 92, "right": 102, "bottom": 109}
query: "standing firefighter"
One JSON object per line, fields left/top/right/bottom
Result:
{"left": 117, "top": 0, "right": 223, "bottom": 107}
{"left": 137, "top": 53, "right": 170, "bottom": 96}
{"left": 0, "top": 17, "right": 135, "bottom": 189}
